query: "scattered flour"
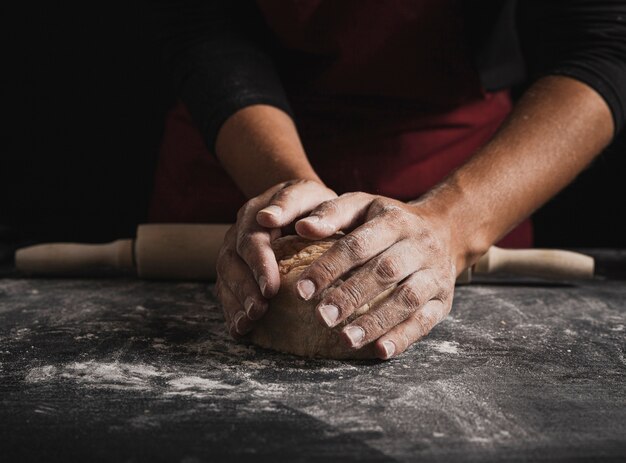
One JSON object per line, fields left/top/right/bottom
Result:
{"left": 166, "top": 376, "right": 234, "bottom": 397}
{"left": 430, "top": 341, "right": 460, "bottom": 355}
{"left": 25, "top": 361, "right": 247, "bottom": 398}
{"left": 25, "top": 365, "right": 58, "bottom": 382}
{"left": 62, "top": 361, "right": 162, "bottom": 391}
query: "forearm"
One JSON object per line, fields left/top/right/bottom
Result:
{"left": 215, "top": 104, "right": 321, "bottom": 198}
{"left": 418, "top": 76, "right": 614, "bottom": 271}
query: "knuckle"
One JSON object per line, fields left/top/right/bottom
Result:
{"left": 236, "top": 232, "right": 255, "bottom": 256}
{"left": 336, "top": 281, "right": 365, "bottom": 310}
{"left": 383, "top": 204, "right": 403, "bottom": 217}
{"left": 318, "top": 199, "right": 340, "bottom": 216}
{"left": 413, "top": 315, "right": 432, "bottom": 338}
{"left": 340, "top": 233, "right": 369, "bottom": 260}
{"left": 272, "top": 187, "right": 293, "bottom": 204}
{"left": 309, "top": 258, "right": 340, "bottom": 285}
{"left": 397, "top": 284, "right": 422, "bottom": 311}
{"left": 280, "top": 179, "right": 311, "bottom": 192}
{"left": 373, "top": 255, "right": 402, "bottom": 282}
{"left": 420, "top": 232, "right": 443, "bottom": 255}
{"left": 385, "top": 206, "right": 410, "bottom": 226}
{"left": 370, "top": 197, "right": 387, "bottom": 209}
{"left": 363, "top": 309, "right": 391, "bottom": 335}
{"left": 397, "top": 298, "right": 417, "bottom": 320}
{"left": 368, "top": 197, "right": 387, "bottom": 215}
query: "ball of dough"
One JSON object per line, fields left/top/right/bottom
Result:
{"left": 250, "top": 235, "right": 379, "bottom": 359}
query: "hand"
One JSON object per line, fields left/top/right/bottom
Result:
{"left": 215, "top": 179, "right": 337, "bottom": 338}
{"left": 293, "top": 192, "right": 458, "bottom": 359}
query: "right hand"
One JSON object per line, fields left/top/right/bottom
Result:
{"left": 215, "top": 179, "right": 337, "bottom": 338}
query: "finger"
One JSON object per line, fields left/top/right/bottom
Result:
{"left": 216, "top": 248, "right": 268, "bottom": 321}
{"left": 341, "top": 270, "right": 442, "bottom": 348}
{"left": 314, "top": 240, "right": 419, "bottom": 328}
{"left": 374, "top": 298, "right": 451, "bottom": 359}
{"left": 235, "top": 183, "right": 301, "bottom": 298}
{"left": 217, "top": 281, "right": 254, "bottom": 338}
{"left": 295, "top": 192, "right": 373, "bottom": 239}
{"left": 235, "top": 226, "right": 281, "bottom": 298}
{"left": 296, "top": 211, "right": 401, "bottom": 300}
{"left": 256, "top": 180, "right": 336, "bottom": 228}
{"left": 234, "top": 199, "right": 282, "bottom": 297}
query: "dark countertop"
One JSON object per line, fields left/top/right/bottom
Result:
{"left": 1, "top": 250, "right": 625, "bottom": 462}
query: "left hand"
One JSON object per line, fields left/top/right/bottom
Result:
{"left": 293, "top": 192, "right": 459, "bottom": 359}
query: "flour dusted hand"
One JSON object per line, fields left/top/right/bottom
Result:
{"left": 215, "top": 179, "right": 337, "bottom": 337}
{"left": 293, "top": 192, "right": 458, "bottom": 359}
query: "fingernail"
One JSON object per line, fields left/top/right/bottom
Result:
{"left": 244, "top": 297, "right": 254, "bottom": 317}
{"left": 260, "top": 205, "right": 282, "bottom": 217}
{"left": 300, "top": 216, "right": 320, "bottom": 224}
{"left": 318, "top": 304, "right": 339, "bottom": 327}
{"left": 382, "top": 340, "right": 396, "bottom": 359}
{"left": 234, "top": 311, "right": 247, "bottom": 335}
{"left": 258, "top": 276, "right": 268, "bottom": 296}
{"left": 297, "top": 279, "right": 315, "bottom": 300}
{"left": 344, "top": 326, "right": 365, "bottom": 347}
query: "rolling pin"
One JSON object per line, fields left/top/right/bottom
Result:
{"left": 456, "top": 246, "right": 594, "bottom": 283}
{"left": 15, "top": 224, "right": 231, "bottom": 280}
{"left": 15, "top": 224, "right": 594, "bottom": 283}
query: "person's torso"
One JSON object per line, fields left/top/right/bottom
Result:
{"left": 256, "top": 0, "right": 510, "bottom": 201}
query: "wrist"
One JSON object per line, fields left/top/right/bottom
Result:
{"left": 411, "top": 176, "right": 493, "bottom": 274}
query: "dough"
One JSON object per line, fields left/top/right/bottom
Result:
{"left": 250, "top": 235, "right": 386, "bottom": 359}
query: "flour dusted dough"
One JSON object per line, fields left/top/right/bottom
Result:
{"left": 250, "top": 235, "right": 385, "bottom": 359}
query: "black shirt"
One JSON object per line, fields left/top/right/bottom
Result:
{"left": 156, "top": 0, "right": 626, "bottom": 151}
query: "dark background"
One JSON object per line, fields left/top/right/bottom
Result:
{"left": 1, "top": 4, "right": 625, "bottom": 253}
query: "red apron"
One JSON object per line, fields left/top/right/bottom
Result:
{"left": 150, "top": 0, "right": 532, "bottom": 248}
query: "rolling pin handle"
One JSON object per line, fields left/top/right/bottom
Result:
{"left": 474, "top": 246, "right": 594, "bottom": 280}
{"left": 15, "top": 239, "right": 134, "bottom": 276}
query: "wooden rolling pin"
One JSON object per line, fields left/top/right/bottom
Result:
{"left": 16, "top": 224, "right": 230, "bottom": 280}
{"left": 15, "top": 224, "right": 594, "bottom": 283}
{"left": 456, "top": 246, "right": 594, "bottom": 283}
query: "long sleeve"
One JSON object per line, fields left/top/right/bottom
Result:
{"left": 154, "top": 0, "right": 292, "bottom": 152}
{"left": 517, "top": 0, "right": 626, "bottom": 136}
